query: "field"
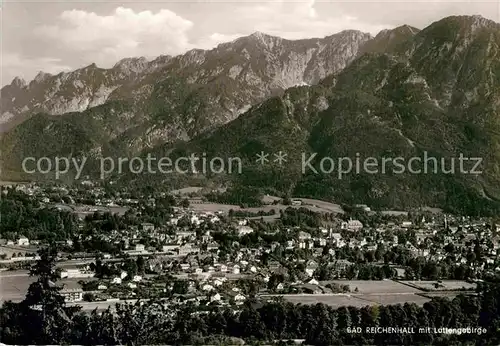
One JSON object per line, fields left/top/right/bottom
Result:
{"left": 263, "top": 293, "right": 432, "bottom": 308}
{"left": 0, "top": 270, "right": 95, "bottom": 303}
{"left": 0, "top": 271, "right": 35, "bottom": 302}
{"left": 261, "top": 280, "right": 439, "bottom": 308}
{"left": 74, "top": 205, "right": 128, "bottom": 217}
{"left": 170, "top": 187, "right": 204, "bottom": 195}
{"left": 358, "top": 294, "right": 431, "bottom": 306}
{"left": 188, "top": 202, "right": 240, "bottom": 213}
{"left": 294, "top": 198, "right": 344, "bottom": 214}
{"left": 400, "top": 280, "right": 477, "bottom": 291}
{"left": 380, "top": 210, "right": 408, "bottom": 216}
{"left": 3, "top": 270, "right": 462, "bottom": 310}
{"left": 0, "top": 245, "right": 39, "bottom": 255}
{"left": 276, "top": 294, "right": 378, "bottom": 308}
{"left": 248, "top": 214, "right": 281, "bottom": 222}
{"left": 188, "top": 200, "right": 344, "bottom": 216}
{"left": 320, "top": 280, "right": 422, "bottom": 294}
{"left": 54, "top": 204, "right": 129, "bottom": 217}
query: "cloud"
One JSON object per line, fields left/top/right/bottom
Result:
{"left": 194, "top": 1, "right": 391, "bottom": 50}
{"left": 3, "top": 3, "right": 395, "bottom": 85}
{"left": 227, "top": 0, "right": 391, "bottom": 39}
{"left": 2, "top": 53, "right": 72, "bottom": 84}
{"left": 36, "top": 7, "right": 194, "bottom": 67}
{"left": 196, "top": 33, "right": 247, "bottom": 49}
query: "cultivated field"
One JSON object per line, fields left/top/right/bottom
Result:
{"left": 270, "top": 294, "right": 377, "bottom": 308}
{"left": 188, "top": 202, "right": 240, "bottom": 213}
{"left": 0, "top": 245, "right": 39, "bottom": 255}
{"left": 295, "top": 198, "right": 344, "bottom": 214}
{"left": 380, "top": 210, "right": 409, "bottom": 216}
{"left": 189, "top": 200, "right": 343, "bottom": 216}
{"left": 0, "top": 272, "right": 36, "bottom": 302}
{"left": 53, "top": 204, "right": 129, "bottom": 217}
{"left": 320, "top": 280, "right": 423, "bottom": 294}
{"left": 267, "top": 293, "right": 432, "bottom": 308}
{"left": 170, "top": 187, "right": 204, "bottom": 195}
{"left": 400, "top": 280, "right": 477, "bottom": 291}
{"left": 0, "top": 271, "right": 94, "bottom": 303}
{"left": 358, "top": 294, "right": 431, "bottom": 306}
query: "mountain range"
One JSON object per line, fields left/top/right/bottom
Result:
{"left": 1, "top": 15, "right": 500, "bottom": 214}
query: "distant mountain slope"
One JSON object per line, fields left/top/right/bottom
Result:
{"left": 1, "top": 30, "right": 371, "bottom": 132}
{"left": 358, "top": 25, "right": 420, "bottom": 55}
{"left": 1, "top": 30, "right": 378, "bottom": 177}
{"left": 3, "top": 15, "right": 499, "bottom": 215}
{"left": 143, "top": 15, "right": 500, "bottom": 214}
{"left": 1, "top": 29, "right": 388, "bottom": 174}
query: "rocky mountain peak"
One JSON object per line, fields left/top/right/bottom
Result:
{"left": 421, "top": 15, "right": 500, "bottom": 41}
{"left": 11, "top": 76, "right": 27, "bottom": 88}
{"left": 358, "top": 25, "right": 419, "bottom": 55}
{"left": 249, "top": 31, "right": 272, "bottom": 39}
{"left": 331, "top": 29, "right": 372, "bottom": 39}
{"left": 376, "top": 25, "right": 420, "bottom": 39}
{"left": 33, "top": 71, "right": 52, "bottom": 84}
{"left": 237, "top": 31, "right": 284, "bottom": 50}
{"left": 113, "top": 57, "right": 149, "bottom": 73}
{"left": 399, "top": 24, "right": 420, "bottom": 34}
{"left": 178, "top": 49, "right": 206, "bottom": 67}
{"left": 148, "top": 55, "right": 173, "bottom": 70}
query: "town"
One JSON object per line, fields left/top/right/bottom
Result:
{"left": 1, "top": 182, "right": 497, "bottom": 312}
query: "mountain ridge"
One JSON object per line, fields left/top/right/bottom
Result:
{"left": 136, "top": 15, "right": 500, "bottom": 214}
{"left": 2, "top": 15, "right": 500, "bottom": 215}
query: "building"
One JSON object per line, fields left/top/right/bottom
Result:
{"left": 355, "top": 204, "right": 371, "bottom": 212}
{"left": 141, "top": 223, "right": 155, "bottom": 231}
{"left": 210, "top": 293, "right": 222, "bottom": 302}
{"left": 237, "top": 225, "right": 254, "bottom": 236}
{"left": 57, "top": 280, "right": 84, "bottom": 302}
{"left": 342, "top": 219, "right": 363, "bottom": 232}
{"left": 298, "top": 231, "right": 312, "bottom": 240}
{"left": 60, "top": 268, "right": 95, "bottom": 279}
{"left": 162, "top": 244, "right": 180, "bottom": 253}
{"left": 305, "top": 260, "right": 318, "bottom": 277}
{"left": 233, "top": 293, "right": 246, "bottom": 304}
{"left": 61, "top": 288, "right": 83, "bottom": 302}
{"left": 333, "top": 259, "right": 353, "bottom": 271}
{"left": 17, "top": 237, "right": 29, "bottom": 246}
{"left": 178, "top": 244, "right": 200, "bottom": 255}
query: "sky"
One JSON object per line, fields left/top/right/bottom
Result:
{"left": 1, "top": 0, "right": 499, "bottom": 86}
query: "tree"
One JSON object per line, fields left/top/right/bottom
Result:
{"left": 83, "top": 293, "right": 95, "bottom": 302}
{"left": 136, "top": 256, "right": 146, "bottom": 274}
{"left": 180, "top": 199, "right": 190, "bottom": 208}
{"left": 172, "top": 280, "right": 189, "bottom": 294}
{"left": 2, "top": 246, "right": 80, "bottom": 344}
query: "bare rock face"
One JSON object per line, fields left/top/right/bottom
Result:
{"left": 1, "top": 24, "right": 413, "bottom": 178}
{"left": 0, "top": 30, "right": 372, "bottom": 135}
{"left": 3, "top": 15, "right": 500, "bottom": 214}
{"left": 144, "top": 15, "right": 499, "bottom": 215}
